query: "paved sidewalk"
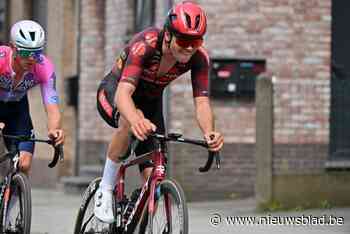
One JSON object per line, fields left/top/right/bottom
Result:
{"left": 31, "top": 188, "right": 350, "bottom": 234}
{"left": 189, "top": 200, "right": 350, "bottom": 234}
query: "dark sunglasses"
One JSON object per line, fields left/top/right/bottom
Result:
{"left": 175, "top": 37, "right": 203, "bottom": 48}
{"left": 17, "top": 49, "right": 43, "bottom": 58}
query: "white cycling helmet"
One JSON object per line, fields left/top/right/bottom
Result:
{"left": 10, "top": 20, "right": 45, "bottom": 50}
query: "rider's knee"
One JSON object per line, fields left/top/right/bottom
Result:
{"left": 107, "top": 124, "right": 130, "bottom": 161}
{"left": 117, "top": 116, "right": 131, "bottom": 134}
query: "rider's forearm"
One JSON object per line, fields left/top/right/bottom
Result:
{"left": 45, "top": 104, "right": 62, "bottom": 131}
{"left": 195, "top": 97, "right": 215, "bottom": 135}
{"left": 115, "top": 83, "right": 142, "bottom": 125}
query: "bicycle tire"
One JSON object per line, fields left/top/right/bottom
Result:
{"left": 138, "top": 179, "right": 188, "bottom": 234}
{"left": 74, "top": 177, "right": 117, "bottom": 234}
{"left": 3, "top": 172, "right": 32, "bottom": 234}
{"left": 0, "top": 182, "right": 4, "bottom": 231}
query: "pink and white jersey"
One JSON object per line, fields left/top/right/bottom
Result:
{"left": 0, "top": 46, "right": 59, "bottom": 104}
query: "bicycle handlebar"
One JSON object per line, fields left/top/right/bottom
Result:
{"left": 48, "top": 144, "right": 64, "bottom": 168}
{"left": 1, "top": 134, "right": 64, "bottom": 168}
{"left": 150, "top": 133, "right": 221, "bottom": 173}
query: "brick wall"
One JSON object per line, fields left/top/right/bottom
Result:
{"left": 79, "top": 0, "right": 135, "bottom": 163}
{"left": 167, "top": 0, "right": 331, "bottom": 198}
{"left": 79, "top": 0, "right": 106, "bottom": 141}
{"left": 195, "top": 0, "right": 330, "bottom": 144}
{"left": 104, "top": 0, "right": 134, "bottom": 74}
{"left": 78, "top": 0, "right": 107, "bottom": 164}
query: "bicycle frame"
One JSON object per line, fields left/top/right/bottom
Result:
{"left": 113, "top": 133, "right": 220, "bottom": 233}
{"left": 0, "top": 153, "right": 21, "bottom": 230}
{"left": 116, "top": 148, "right": 167, "bottom": 233}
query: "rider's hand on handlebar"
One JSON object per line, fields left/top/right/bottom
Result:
{"left": 130, "top": 118, "right": 156, "bottom": 141}
{"left": 0, "top": 122, "right": 5, "bottom": 130}
{"left": 48, "top": 129, "right": 65, "bottom": 146}
{"left": 204, "top": 131, "right": 224, "bottom": 152}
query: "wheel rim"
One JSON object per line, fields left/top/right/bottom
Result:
{"left": 151, "top": 193, "right": 183, "bottom": 234}
{"left": 5, "top": 184, "right": 23, "bottom": 233}
{"left": 80, "top": 195, "right": 113, "bottom": 234}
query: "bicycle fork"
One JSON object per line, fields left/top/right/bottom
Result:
{"left": 147, "top": 150, "right": 172, "bottom": 232}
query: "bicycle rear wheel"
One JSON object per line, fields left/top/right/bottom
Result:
{"left": 139, "top": 179, "right": 188, "bottom": 234}
{"left": 3, "top": 172, "right": 31, "bottom": 234}
{"left": 74, "top": 178, "right": 116, "bottom": 234}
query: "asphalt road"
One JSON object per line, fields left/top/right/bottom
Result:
{"left": 30, "top": 188, "right": 350, "bottom": 234}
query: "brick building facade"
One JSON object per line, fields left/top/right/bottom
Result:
{"left": 77, "top": 0, "right": 340, "bottom": 203}
{"left": 2, "top": 0, "right": 349, "bottom": 205}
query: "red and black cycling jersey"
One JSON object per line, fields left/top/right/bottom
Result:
{"left": 108, "top": 27, "right": 210, "bottom": 98}
{"left": 97, "top": 27, "right": 211, "bottom": 169}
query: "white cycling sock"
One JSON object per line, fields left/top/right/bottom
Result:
{"left": 100, "top": 157, "right": 119, "bottom": 191}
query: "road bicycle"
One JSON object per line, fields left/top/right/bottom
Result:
{"left": 74, "top": 132, "right": 220, "bottom": 234}
{"left": 0, "top": 131, "right": 64, "bottom": 234}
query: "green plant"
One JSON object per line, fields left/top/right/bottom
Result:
{"left": 294, "top": 205, "right": 304, "bottom": 212}
{"left": 258, "top": 200, "right": 284, "bottom": 212}
{"left": 320, "top": 200, "right": 332, "bottom": 209}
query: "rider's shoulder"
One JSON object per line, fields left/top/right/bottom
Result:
{"left": 0, "top": 46, "right": 12, "bottom": 60}
{"left": 35, "top": 54, "right": 54, "bottom": 68}
{"left": 129, "top": 27, "right": 161, "bottom": 50}
{"left": 0, "top": 46, "right": 12, "bottom": 73}
{"left": 126, "top": 28, "right": 161, "bottom": 60}
{"left": 33, "top": 54, "right": 55, "bottom": 79}
{"left": 134, "top": 27, "right": 161, "bottom": 40}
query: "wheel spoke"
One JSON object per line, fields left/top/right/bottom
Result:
{"left": 74, "top": 178, "right": 115, "bottom": 234}
{"left": 81, "top": 213, "right": 95, "bottom": 233}
{"left": 142, "top": 180, "right": 188, "bottom": 234}
{"left": 6, "top": 173, "right": 31, "bottom": 234}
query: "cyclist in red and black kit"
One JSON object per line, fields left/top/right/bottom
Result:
{"left": 95, "top": 1, "right": 224, "bottom": 223}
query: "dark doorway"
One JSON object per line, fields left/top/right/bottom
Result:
{"left": 330, "top": 0, "right": 350, "bottom": 160}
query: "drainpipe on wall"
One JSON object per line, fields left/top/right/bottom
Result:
{"left": 74, "top": 0, "right": 82, "bottom": 176}
{"left": 163, "top": 0, "right": 173, "bottom": 177}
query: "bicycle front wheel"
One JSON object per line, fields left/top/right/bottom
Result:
{"left": 4, "top": 172, "right": 32, "bottom": 234}
{"left": 139, "top": 179, "right": 188, "bottom": 234}
{"left": 74, "top": 178, "right": 116, "bottom": 234}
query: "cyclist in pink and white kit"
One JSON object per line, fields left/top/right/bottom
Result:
{"left": 0, "top": 20, "right": 65, "bottom": 175}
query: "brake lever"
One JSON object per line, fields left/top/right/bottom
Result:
{"left": 48, "top": 144, "right": 64, "bottom": 168}
{"left": 199, "top": 151, "right": 214, "bottom": 173}
{"left": 48, "top": 150, "right": 58, "bottom": 168}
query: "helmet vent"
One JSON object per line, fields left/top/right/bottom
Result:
{"left": 184, "top": 13, "right": 192, "bottom": 29}
{"left": 19, "top": 29, "right": 26, "bottom": 40}
{"left": 194, "top": 15, "right": 200, "bottom": 30}
{"left": 29, "top": 31, "right": 35, "bottom": 41}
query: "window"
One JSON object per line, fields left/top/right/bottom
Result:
{"left": 134, "top": 0, "right": 155, "bottom": 32}
{"left": 0, "top": 0, "right": 7, "bottom": 44}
